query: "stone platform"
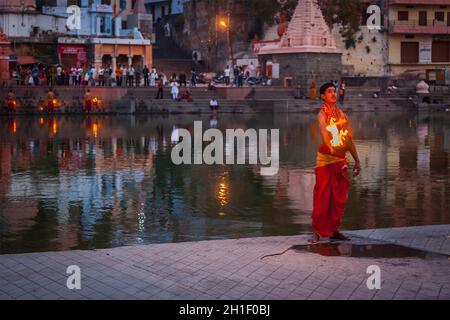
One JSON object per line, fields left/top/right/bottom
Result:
{"left": 0, "top": 225, "right": 449, "bottom": 300}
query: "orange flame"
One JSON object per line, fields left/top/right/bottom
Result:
{"left": 326, "top": 117, "right": 349, "bottom": 148}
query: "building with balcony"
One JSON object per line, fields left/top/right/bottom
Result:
{"left": 144, "top": 0, "right": 186, "bottom": 23}
{"left": 0, "top": 0, "right": 152, "bottom": 72}
{"left": 388, "top": 0, "right": 450, "bottom": 77}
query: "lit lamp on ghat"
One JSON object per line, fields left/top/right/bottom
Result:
{"left": 47, "top": 98, "right": 59, "bottom": 113}
{"left": 5, "top": 90, "right": 16, "bottom": 113}
{"left": 86, "top": 97, "right": 101, "bottom": 113}
{"left": 6, "top": 99, "right": 16, "bottom": 113}
{"left": 93, "top": 97, "right": 102, "bottom": 110}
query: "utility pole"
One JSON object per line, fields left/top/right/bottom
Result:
{"left": 227, "top": 11, "right": 235, "bottom": 66}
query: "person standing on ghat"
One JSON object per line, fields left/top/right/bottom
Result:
{"left": 121, "top": 65, "right": 127, "bottom": 87}
{"left": 143, "top": 65, "right": 150, "bottom": 86}
{"left": 115, "top": 67, "right": 121, "bottom": 87}
{"left": 309, "top": 82, "right": 361, "bottom": 244}
{"left": 156, "top": 79, "right": 164, "bottom": 99}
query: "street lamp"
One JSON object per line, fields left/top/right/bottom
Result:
{"left": 218, "top": 13, "right": 235, "bottom": 66}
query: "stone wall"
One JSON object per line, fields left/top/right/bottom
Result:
{"left": 260, "top": 52, "right": 342, "bottom": 96}
{"left": 333, "top": 26, "right": 389, "bottom": 77}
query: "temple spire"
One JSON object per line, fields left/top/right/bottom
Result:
{"left": 133, "top": 0, "right": 147, "bottom": 15}
{"left": 259, "top": 0, "right": 339, "bottom": 54}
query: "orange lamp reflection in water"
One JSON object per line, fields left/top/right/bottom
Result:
{"left": 11, "top": 120, "right": 17, "bottom": 134}
{"left": 92, "top": 122, "right": 99, "bottom": 138}
{"left": 326, "top": 117, "right": 349, "bottom": 148}
{"left": 39, "top": 117, "right": 44, "bottom": 126}
{"left": 217, "top": 177, "right": 229, "bottom": 207}
{"left": 48, "top": 118, "right": 58, "bottom": 135}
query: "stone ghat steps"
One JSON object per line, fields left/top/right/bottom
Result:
{"left": 1, "top": 96, "right": 416, "bottom": 114}
{"left": 133, "top": 100, "right": 255, "bottom": 114}
{"left": 153, "top": 59, "right": 206, "bottom": 77}
{"left": 126, "top": 90, "right": 219, "bottom": 100}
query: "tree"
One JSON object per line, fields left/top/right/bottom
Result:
{"left": 318, "top": 0, "right": 366, "bottom": 49}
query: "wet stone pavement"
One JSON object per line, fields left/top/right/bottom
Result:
{"left": 0, "top": 225, "right": 449, "bottom": 300}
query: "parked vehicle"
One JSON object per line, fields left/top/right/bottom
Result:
{"left": 246, "top": 76, "right": 268, "bottom": 86}
{"left": 196, "top": 73, "right": 208, "bottom": 84}
{"left": 212, "top": 75, "right": 226, "bottom": 84}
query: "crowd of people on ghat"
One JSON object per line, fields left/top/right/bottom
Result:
{"left": 5, "top": 60, "right": 353, "bottom": 115}
{"left": 4, "top": 61, "right": 226, "bottom": 114}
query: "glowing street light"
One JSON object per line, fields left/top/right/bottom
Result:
{"left": 219, "top": 20, "right": 228, "bottom": 29}
{"left": 217, "top": 13, "right": 235, "bottom": 65}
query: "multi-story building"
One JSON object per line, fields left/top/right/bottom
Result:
{"left": 0, "top": 0, "right": 152, "bottom": 72}
{"left": 144, "top": 0, "right": 186, "bottom": 23}
{"left": 388, "top": 0, "right": 450, "bottom": 79}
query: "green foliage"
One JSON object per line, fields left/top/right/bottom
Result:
{"left": 318, "top": 0, "right": 365, "bottom": 32}
{"left": 344, "top": 36, "right": 356, "bottom": 49}
{"left": 318, "top": 0, "right": 365, "bottom": 50}
{"left": 196, "top": 0, "right": 365, "bottom": 47}
{"left": 243, "top": 0, "right": 281, "bottom": 25}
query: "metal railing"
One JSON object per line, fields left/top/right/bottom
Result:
{"left": 390, "top": 19, "right": 450, "bottom": 33}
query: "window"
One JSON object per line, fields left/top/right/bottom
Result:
{"left": 432, "top": 41, "right": 450, "bottom": 62}
{"left": 398, "top": 11, "right": 409, "bottom": 21}
{"left": 435, "top": 12, "right": 445, "bottom": 21}
{"left": 419, "top": 11, "right": 427, "bottom": 26}
{"left": 100, "top": 16, "right": 106, "bottom": 34}
{"left": 67, "top": 0, "right": 80, "bottom": 5}
{"left": 401, "top": 42, "right": 419, "bottom": 63}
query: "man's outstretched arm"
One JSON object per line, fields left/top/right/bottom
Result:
{"left": 348, "top": 138, "right": 361, "bottom": 177}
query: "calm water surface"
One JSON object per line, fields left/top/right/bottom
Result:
{"left": 1, "top": 113, "right": 449, "bottom": 253}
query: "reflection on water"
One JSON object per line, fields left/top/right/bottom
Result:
{"left": 291, "top": 243, "right": 448, "bottom": 259}
{"left": 0, "top": 113, "right": 449, "bottom": 254}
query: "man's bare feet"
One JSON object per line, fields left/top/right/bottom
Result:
{"left": 330, "top": 231, "right": 351, "bottom": 241}
{"left": 308, "top": 233, "right": 320, "bottom": 244}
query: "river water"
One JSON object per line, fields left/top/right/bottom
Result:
{"left": 1, "top": 113, "right": 449, "bottom": 253}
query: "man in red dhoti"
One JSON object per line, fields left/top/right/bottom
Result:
{"left": 47, "top": 88, "right": 56, "bottom": 113}
{"left": 84, "top": 89, "right": 93, "bottom": 113}
{"left": 6, "top": 90, "right": 16, "bottom": 113}
{"left": 309, "top": 82, "right": 361, "bottom": 244}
